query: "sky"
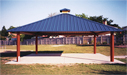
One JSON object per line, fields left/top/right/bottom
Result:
{"left": 0, "top": 0, "right": 126, "bottom": 30}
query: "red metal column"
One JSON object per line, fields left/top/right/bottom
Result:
{"left": 94, "top": 35, "right": 96, "bottom": 54}
{"left": 110, "top": 32, "right": 114, "bottom": 62}
{"left": 110, "top": 33, "right": 112, "bottom": 60}
{"left": 35, "top": 35, "right": 38, "bottom": 54}
{"left": 17, "top": 32, "right": 20, "bottom": 62}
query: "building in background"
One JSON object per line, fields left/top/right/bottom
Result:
{"left": 122, "top": 26, "right": 127, "bottom": 44}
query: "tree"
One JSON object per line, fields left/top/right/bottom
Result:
{"left": 1, "top": 26, "right": 8, "bottom": 37}
{"left": 111, "top": 24, "right": 121, "bottom": 29}
{"left": 75, "top": 13, "right": 88, "bottom": 19}
{"left": 89, "top": 15, "right": 103, "bottom": 23}
{"left": 75, "top": 13, "right": 121, "bottom": 28}
{"left": 115, "top": 31, "right": 124, "bottom": 45}
{"left": 20, "top": 34, "right": 25, "bottom": 42}
{"left": 107, "top": 19, "right": 113, "bottom": 25}
{"left": 8, "top": 26, "right": 15, "bottom": 30}
{"left": 7, "top": 26, "right": 16, "bottom": 40}
{"left": 7, "top": 26, "right": 34, "bottom": 40}
{"left": 0, "top": 35, "right": 6, "bottom": 40}
{"left": 23, "top": 35, "right": 34, "bottom": 40}
{"left": 0, "top": 26, "right": 8, "bottom": 40}
{"left": 48, "top": 12, "right": 59, "bottom": 17}
{"left": 8, "top": 33, "right": 15, "bottom": 40}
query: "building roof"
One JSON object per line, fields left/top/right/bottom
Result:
{"left": 8, "top": 11, "right": 122, "bottom": 35}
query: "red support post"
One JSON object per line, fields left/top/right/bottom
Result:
{"left": 110, "top": 34, "right": 112, "bottom": 59}
{"left": 17, "top": 32, "right": 20, "bottom": 62}
{"left": 110, "top": 32, "right": 114, "bottom": 62}
{"left": 94, "top": 35, "right": 96, "bottom": 54}
{"left": 36, "top": 35, "right": 38, "bottom": 54}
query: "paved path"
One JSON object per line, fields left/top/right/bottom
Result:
{"left": 5, "top": 53, "right": 125, "bottom": 64}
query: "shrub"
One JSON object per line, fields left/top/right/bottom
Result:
{"left": 97, "top": 42, "right": 101, "bottom": 45}
{"left": 102, "top": 42, "right": 107, "bottom": 45}
{"left": 83, "top": 40, "right": 87, "bottom": 44}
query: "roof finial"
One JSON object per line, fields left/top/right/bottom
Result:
{"left": 60, "top": 8, "right": 70, "bottom": 13}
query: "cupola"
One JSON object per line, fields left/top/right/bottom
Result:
{"left": 60, "top": 8, "right": 70, "bottom": 13}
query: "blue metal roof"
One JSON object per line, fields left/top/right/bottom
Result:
{"left": 8, "top": 13, "right": 122, "bottom": 35}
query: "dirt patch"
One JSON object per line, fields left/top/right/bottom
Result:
{"left": 52, "top": 45, "right": 64, "bottom": 47}
{"left": 37, "top": 63, "right": 78, "bottom": 67}
{"left": 1, "top": 57, "right": 16, "bottom": 63}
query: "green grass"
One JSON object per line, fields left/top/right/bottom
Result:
{"left": 0, "top": 45, "right": 126, "bottom": 74}
{"left": 2, "top": 45, "right": 127, "bottom": 56}
{"left": 1, "top": 57, "right": 126, "bottom": 75}
{"left": 116, "top": 58, "right": 127, "bottom": 63}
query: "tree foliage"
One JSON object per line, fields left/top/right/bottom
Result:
{"left": 0, "top": 26, "right": 8, "bottom": 40}
{"left": 75, "top": 13, "right": 121, "bottom": 29}
{"left": 75, "top": 13, "right": 88, "bottom": 19}
{"left": 89, "top": 16, "right": 103, "bottom": 24}
{"left": 23, "top": 35, "right": 34, "bottom": 40}
{"left": 0, "top": 26, "right": 34, "bottom": 41}
{"left": 1, "top": 26, "right": 8, "bottom": 37}
{"left": 8, "top": 26, "right": 15, "bottom": 30}
{"left": 76, "top": 13, "right": 124, "bottom": 45}
{"left": 20, "top": 34, "right": 25, "bottom": 42}
{"left": 48, "top": 13, "right": 59, "bottom": 17}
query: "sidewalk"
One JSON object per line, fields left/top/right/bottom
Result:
{"left": 5, "top": 53, "right": 125, "bottom": 64}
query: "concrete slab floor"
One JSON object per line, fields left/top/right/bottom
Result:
{"left": 5, "top": 53, "right": 125, "bottom": 64}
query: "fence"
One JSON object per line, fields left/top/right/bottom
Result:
{"left": 0, "top": 36, "right": 116, "bottom": 45}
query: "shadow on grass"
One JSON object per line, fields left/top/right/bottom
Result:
{"left": 98, "top": 64, "right": 126, "bottom": 74}
{"left": 0, "top": 51, "right": 63, "bottom": 57}
{"left": 90, "top": 64, "right": 126, "bottom": 74}
{"left": 98, "top": 71, "right": 126, "bottom": 74}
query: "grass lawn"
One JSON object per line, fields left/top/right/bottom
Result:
{"left": 2, "top": 44, "right": 126, "bottom": 56}
{"left": 116, "top": 58, "right": 127, "bottom": 64}
{"left": 0, "top": 45, "right": 127, "bottom": 74}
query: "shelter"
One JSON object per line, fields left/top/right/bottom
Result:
{"left": 8, "top": 8, "right": 122, "bottom": 62}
